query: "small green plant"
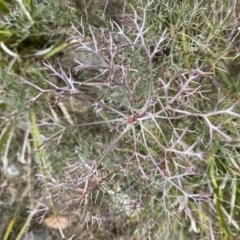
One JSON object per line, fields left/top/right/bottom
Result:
{"left": 22, "top": 0, "right": 240, "bottom": 239}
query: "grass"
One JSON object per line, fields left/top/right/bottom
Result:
{"left": 1, "top": 0, "right": 240, "bottom": 239}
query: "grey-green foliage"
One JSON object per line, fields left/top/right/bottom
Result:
{"left": 21, "top": 0, "right": 240, "bottom": 239}
{"left": 0, "top": 0, "right": 80, "bottom": 112}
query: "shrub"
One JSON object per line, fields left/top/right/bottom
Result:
{"left": 22, "top": 0, "right": 240, "bottom": 239}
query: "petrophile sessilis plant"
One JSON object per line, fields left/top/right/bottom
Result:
{"left": 22, "top": 1, "right": 240, "bottom": 239}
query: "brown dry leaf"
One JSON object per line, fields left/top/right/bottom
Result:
{"left": 43, "top": 215, "right": 72, "bottom": 229}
